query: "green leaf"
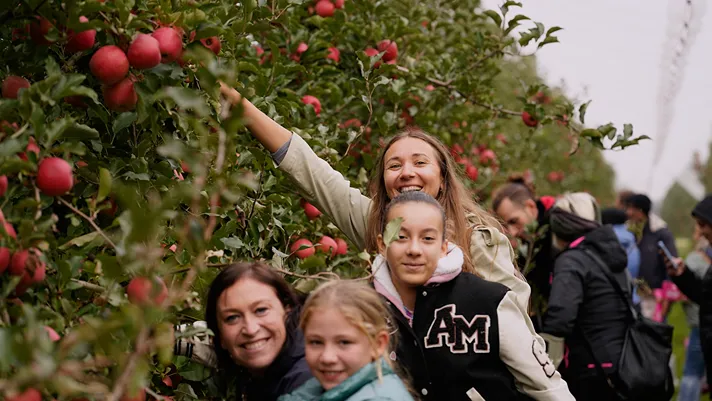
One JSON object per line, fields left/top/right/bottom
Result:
{"left": 383, "top": 217, "right": 403, "bottom": 248}
{"left": 623, "top": 123, "right": 634, "bottom": 139}
{"left": 537, "top": 35, "right": 559, "bottom": 48}
{"left": 579, "top": 129, "right": 602, "bottom": 138}
{"left": 45, "top": 57, "right": 62, "bottom": 78}
{"left": 98, "top": 168, "right": 112, "bottom": 202}
{"left": 505, "top": 14, "right": 530, "bottom": 34}
{"left": 112, "top": 112, "right": 137, "bottom": 133}
{"left": 64, "top": 123, "right": 100, "bottom": 140}
{"left": 59, "top": 232, "right": 101, "bottom": 250}
{"left": 221, "top": 236, "right": 244, "bottom": 249}
{"left": 483, "top": 10, "right": 502, "bottom": 27}
{"left": 547, "top": 26, "right": 564, "bottom": 36}
{"left": 159, "top": 87, "right": 210, "bottom": 117}
{"left": 579, "top": 100, "right": 592, "bottom": 124}
{"left": 597, "top": 123, "right": 616, "bottom": 139}
{"left": 44, "top": 117, "right": 74, "bottom": 144}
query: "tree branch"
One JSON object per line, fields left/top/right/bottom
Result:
{"left": 58, "top": 198, "right": 118, "bottom": 251}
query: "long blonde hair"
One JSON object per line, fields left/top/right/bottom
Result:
{"left": 301, "top": 280, "right": 393, "bottom": 378}
{"left": 365, "top": 127, "right": 503, "bottom": 274}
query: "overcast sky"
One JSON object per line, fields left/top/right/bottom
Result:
{"left": 482, "top": 0, "right": 712, "bottom": 202}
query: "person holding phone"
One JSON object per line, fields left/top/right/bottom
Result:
{"left": 662, "top": 194, "right": 712, "bottom": 400}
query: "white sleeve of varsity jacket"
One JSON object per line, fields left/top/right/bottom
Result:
{"left": 497, "top": 291, "right": 575, "bottom": 401}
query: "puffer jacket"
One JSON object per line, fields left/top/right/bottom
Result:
{"left": 278, "top": 359, "right": 414, "bottom": 401}
{"left": 277, "top": 133, "right": 532, "bottom": 315}
{"left": 542, "top": 225, "right": 629, "bottom": 379}
{"left": 373, "top": 243, "right": 574, "bottom": 401}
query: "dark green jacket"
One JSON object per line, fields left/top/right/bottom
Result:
{"left": 278, "top": 360, "right": 413, "bottom": 401}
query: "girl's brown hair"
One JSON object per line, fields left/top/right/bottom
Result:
{"left": 491, "top": 174, "right": 536, "bottom": 212}
{"left": 300, "top": 280, "right": 394, "bottom": 379}
{"left": 365, "top": 127, "right": 502, "bottom": 274}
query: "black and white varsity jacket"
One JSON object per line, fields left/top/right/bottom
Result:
{"left": 373, "top": 243, "right": 575, "bottom": 401}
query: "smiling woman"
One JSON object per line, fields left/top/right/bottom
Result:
{"left": 205, "top": 262, "right": 313, "bottom": 401}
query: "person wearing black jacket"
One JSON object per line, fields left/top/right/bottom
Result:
{"left": 664, "top": 195, "right": 712, "bottom": 400}
{"left": 492, "top": 178, "right": 557, "bottom": 330}
{"left": 541, "top": 193, "right": 630, "bottom": 401}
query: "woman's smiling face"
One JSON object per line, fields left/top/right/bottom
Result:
{"left": 217, "top": 277, "right": 288, "bottom": 374}
{"left": 382, "top": 137, "right": 443, "bottom": 200}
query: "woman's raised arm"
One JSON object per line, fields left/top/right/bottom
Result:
{"left": 219, "top": 82, "right": 292, "bottom": 153}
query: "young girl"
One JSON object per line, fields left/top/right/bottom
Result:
{"left": 280, "top": 280, "right": 414, "bottom": 401}
{"left": 372, "top": 191, "right": 574, "bottom": 401}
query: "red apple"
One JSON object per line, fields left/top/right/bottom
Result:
{"left": 64, "top": 95, "right": 87, "bottom": 107}
{"left": 496, "top": 133, "right": 508, "bottom": 144}
{"left": 290, "top": 238, "right": 315, "bottom": 259}
{"left": 296, "top": 42, "right": 308, "bottom": 54}
{"left": 0, "top": 247, "right": 10, "bottom": 274}
{"left": 339, "top": 118, "right": 361, "bottom": 129}
{"left": 334, "top": 0, "right": 344, "bottom": 8}
{"left": 200, "top": 36, "right": 221, "bottom": 55}
{"left": 19, "top": 138, "right": 40, "bottom": 161}
{"left": 37, "top": 157, "right": 74, "bottom": 196}
{"left": 315, "top": 0, "right": 335, "bottom": 17}
{"left": 327, "top": 47, "right": 340, "bottom": 63}
{"left": 317, "top": 236, "right": 338, "bottom": 257}
{"left": 29, "top": 16, "right": 54, "bottom": 45}
{"left": 425, "top": 84, "right": 435, "bottom": 91}
{"left": 2, "top": 222, "right": 16, "bottom": 239}
{"left": 335, "top": 238, "right": 348, "bottom": 255}
{"left": 126, "top": 276, "right": 168, "bottom": 306}
{"left": 479, "top": 149, "right": 496, "bottom": 165}
{"left": 0, "top": 175, "right": 7, "bottom": 196}
{"left": 450, "top": 143, "right": 464, "bottom": 157}
{"left": 10, "top": 249, "right": 45, "bottom": 285}
{"left": 66, "top": 16, "right": 96, "bottom": 53}
{"left": 103, "top": 77, "right": 138, "bottom": 112}
{"left": 90, "top": 45, "right": 129, "bottom": 85}
{"left": 364, "top": 47, "right": 382, "bottom": 68}
{"left": 301, "top": 200, "right": 322, "bottom": 220}
{"left": 377, "top": 40, "right": 398, "bottom": 62}
{"left": 127, "top": 34, "right": 161, "bottom": 69}
{"left": 521, "top": 111, "right": 538, "bottom": 127}
{"left": 152, "top": 27, "right": 183, "bottom": 63}
{"left": 44, "top": 326, "right": 61, "bottom": 342}
{"left": 465, "top": 165, "right": 479, "bottom": 181}
{"left": 2, "top": 76, "right": 31, "bottom": 99}
{"left": 302, "top": 95, "right": 321, "bottom": 115}
{"left": 7, "top": 388, "right": 42, "bottom": 401}
{"left": 11, "top": 26, "right": 29, "bottom": 41}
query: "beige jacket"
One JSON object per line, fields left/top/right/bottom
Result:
{"left": 279, "top": 134, "right": 535, "bottom": 319}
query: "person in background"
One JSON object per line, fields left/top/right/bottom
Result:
{"left": 542, "top": 193, "right": 630, "bottom": 401}
{"left": 279, "top": 280, "right": 414, "bottom": 401}
{"left": 663, "top": 194, "right": 712, "bottom": 401}
{"left": 624, "top": 194, "right": 678, "bottom": 319}
{"left": 601, "top": 208, "right": 641, "bottom": 306}
{"left": 678, "top": 225, "right": 711, "bottom": 401}
{"left": 491, "top": 176, "right": 557, "bottom": 330}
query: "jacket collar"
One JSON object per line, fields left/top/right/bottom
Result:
{"left": 372, "top": 242, "right": 464, "bottom": 321}
{"left": 287, "top": 359, "right": 393, "bottom": 400}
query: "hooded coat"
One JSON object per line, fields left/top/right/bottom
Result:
{"left": 543, "top": 225, "right": 630, "bottom": 381}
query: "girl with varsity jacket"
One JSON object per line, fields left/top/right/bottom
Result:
{"left": 374, "top": 191, "right": 574, "bottom": 401}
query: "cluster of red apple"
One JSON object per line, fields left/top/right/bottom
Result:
{"left": 546, "top": 170, "right": 566, "bottom": 183}
{"left": 298, "top": 39, "right": 397, "bottom": 117}
{"left": 291, "top": 200, "right": 348, "bottom": 259}
{"left": 450, "top": 142, "right": 499, "bottom": 183}
{"left": 5, "top": 13, "right": 221, "bottom": 112}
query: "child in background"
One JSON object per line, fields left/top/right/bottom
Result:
{"left": 280, "top": 280, "right": 414, "bottom": 401}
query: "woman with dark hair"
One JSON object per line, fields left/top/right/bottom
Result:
{"left": 203, "top": 262, "right": 312, "bottom": 400}
{"left": 541, "top": 193, "right": 630, "bottom": 401}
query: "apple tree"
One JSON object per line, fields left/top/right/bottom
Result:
{"left": 0, "top": 0, "right": 644, "bottom": 400}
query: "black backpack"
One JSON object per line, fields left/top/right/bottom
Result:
{"left": 580, "top": 249, "right": 674, "bottom": 401}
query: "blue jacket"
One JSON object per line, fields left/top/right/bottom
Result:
{"left": 611, "top": 224, "right": 641, "bottom": 304}
{"left": 278, "top": 360, "right": 414, "bottom": 401}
